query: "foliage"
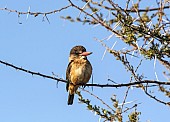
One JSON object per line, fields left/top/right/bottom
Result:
{"left": 62, "top": 0, "right": 170, "bottom": 121}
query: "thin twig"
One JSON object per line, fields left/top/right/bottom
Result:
{"left": 144, "top": 84, "right": 170, "bottom": 106}
{"left": 80, "top": 88, "right": 115, "bottom": 113}
{"left": 68, "top": 0, "right": 126, "bottom": 40}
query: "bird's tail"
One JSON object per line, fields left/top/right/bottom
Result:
{"left": 68, "top": 94, "right": 74, "bottom": 105}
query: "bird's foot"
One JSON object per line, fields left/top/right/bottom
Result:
{"left": 81, "top": 84, "right": 86, "bottom": 89}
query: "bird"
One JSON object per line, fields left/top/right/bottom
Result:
{"left": 66, "top": 45, "right": 92, "bottom": 105}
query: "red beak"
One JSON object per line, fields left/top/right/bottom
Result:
{"left": 80, "top": 52, "right": 92, "bottom": 56}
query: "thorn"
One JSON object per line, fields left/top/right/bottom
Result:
{"left": 111, "top": 41, "right": 117, "bottom": 49}
{"left": 26, "top": 6, "right": 31, "bottom": 20}
{"left": 122, "top": 47, "right": 127, "bottom": 50}
{"left": 34, "top": 13, "right": 38, "bottom": 17}
{"left": 143, "top": 38, "right": 154, "bottom": 49}
{"left": 4, "top": 5, "right": 7, "bottom": 9}
{"left": 154, "top": 55, "right": 156, "bottom": 69}
{"left": 18, "top": 13, "right": 22, "bottom": 24}
{"left": 101, "top": 48, "right": 107, "bottom": 61}
{"left": 131, "top": 50, "right": 135, "bottom": 58}
{"left": 98, "top": 116, "right": 101, "bottom": 122}
{"left": 56, "top": 80, "right": 59, "bottom": 88}
{"left": 45, "top": 14, "right": 50, "bottom": 24}
{"left": 112, "top": 21, "right": 121, "bottom": 31}
{"left": 106, "top": 33, "right": 114, "bottom": 41}
{"left": 108, "top": 78, "right": 118, "bottom": 84}
{"left": 154, "top": 55, "right": 159, "bottom": 81}
{"left": 135, "top": 41, "right": 141, "bottom": 55}
{"left": 92, "top": 23, "right": 100, "bottom": 28}
{"left": 42, "top": 15, "right": 45, "bottom": 22}
{"left": 52, "top": 72, "right": 58, "bottom": 77}
{"left": 118, "top": 100, "right": 137, "bottom": 106}
{"left": 78, "top": 0, "right": 91, "bottom": 17}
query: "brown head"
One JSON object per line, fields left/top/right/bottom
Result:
{"left": 69, "top": 45, "right": 92, "bottom": 62}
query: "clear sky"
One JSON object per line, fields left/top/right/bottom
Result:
{"left": 0, "top": 0, "right": 169, "bottom": 122}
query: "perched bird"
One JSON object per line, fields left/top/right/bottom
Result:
{"left": 66, "top": 45, "right": 92, "bottom": 105}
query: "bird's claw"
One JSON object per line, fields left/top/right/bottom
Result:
{"left": 81, "top": 84, "right": 86, "bottom": 89}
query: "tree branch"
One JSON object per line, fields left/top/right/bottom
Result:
{"left": 143, "top": 84, "right": 170, "bottom": 106}
{"left": 80, "top": 88, "right": 115, "bottom": 112}
{"left": 0, "top": 5, "right": 71, "bottom": 17}
{"left": 0, "top": 60, "right": 170, "bottom": 88}
{"left": 0, "top": 60, "right": 67, "bottom": 83}
{"left": 90, "top": 0, "right": 170, "bottom": 12}
{"left": 68, "top": 0, "right": 126, "bottom": 41}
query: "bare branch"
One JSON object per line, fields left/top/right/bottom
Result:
{"left": 88, "top": 0, "right": 170, "bottom": 12}
{"left": 81, "top": 88, "right": 115, "bottom": 112}
{"left": 68, "top": 0, "right": 126, "bottom": 41}
{"left": 0, "top": 60, "right": 170, "bottom": 88}
{"left": 158, "top": 58, "right": 170, "bottom": 72}
{"left": 143, "top": 84, "right": 170, "bottom": 106}
{"left": 0, "top": 5, "right": 71, "bottom": 17}
{"left": 0, "top": 60, "right": 67, "bottom": 83}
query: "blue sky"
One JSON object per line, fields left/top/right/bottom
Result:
{"left": 0, "top": 0, "right": 170, "bottom": 122}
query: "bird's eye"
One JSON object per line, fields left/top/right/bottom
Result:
{"left": 74, "top": 50, "right": 79, "bottom": 55}
{"left": 75, "top": 52, "right": 80, "bottom": 55}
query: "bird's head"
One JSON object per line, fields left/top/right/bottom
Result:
{"left": 69, "top": 45, "right": 92, "bottom": 62}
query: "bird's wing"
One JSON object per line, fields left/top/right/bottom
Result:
{"left": 66, "top": 61, "right": 73, "bottom": 91}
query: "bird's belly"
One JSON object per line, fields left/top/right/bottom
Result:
{"left": 75, "top": 67, "right": 84, "bottom": 76}
{"left": 71, "top": 65, "right": 91, "bottom": 85}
